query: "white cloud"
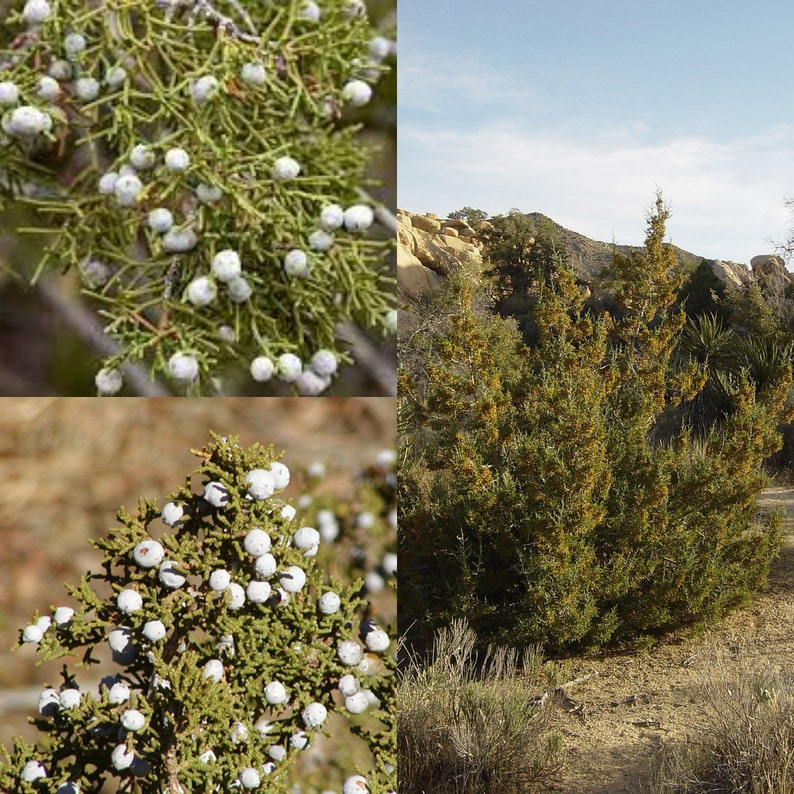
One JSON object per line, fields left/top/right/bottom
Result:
{"left": 398, "top": 51, "right": 534, "bottom": 115}
{"left": 399, "top": 122, "right": 794, "bottom": 264}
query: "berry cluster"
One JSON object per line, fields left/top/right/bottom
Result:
{"left": 0, "top": 0, "right": 396, "bottom": 395}
{"left": 1, "top": 434, "right": 396, "bottom": 793}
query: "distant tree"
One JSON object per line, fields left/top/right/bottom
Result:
{"left": 676, "top": 259, "right": 730, "bottom": 324}
{"left": 447, "top": 206, "right": 488, "bottom": 227}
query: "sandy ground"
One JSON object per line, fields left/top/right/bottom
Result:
{"left": 547, "top": 486, "right": 794, "bottom": 793}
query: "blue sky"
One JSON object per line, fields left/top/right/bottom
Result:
{"left": 399, "top": 0, "right": 794, "bottom": 264}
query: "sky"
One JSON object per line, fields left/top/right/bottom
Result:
{"left": 398, "top": 0, "right": 794, "bottom": 265}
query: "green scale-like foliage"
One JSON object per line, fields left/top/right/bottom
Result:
{"left": 400, "top": 195, "right": 794, "bottom": 654}
{"left": 0, "top": 433, "right": 396, "bottom": 793}
{"left": 0, "top": 0, "right": 394, "bottom": 393}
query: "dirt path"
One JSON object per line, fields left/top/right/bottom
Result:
{"left": 548, "top": 486, "right": 794, "bottom": 793}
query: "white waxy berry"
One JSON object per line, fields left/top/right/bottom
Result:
{"left": 22, "top": 624, "right": 43, "bottom": 643}
{"left": 114, "top": 173, "right": 144, "bottom": 207}
{"left": 95, "top": 367, "right": 123, "bottom": 396}
{"left": 161, "top": 501, "right": 184, "bottom": 526}
{"left": 158, "top": 559, "right": 186, "bottom": 588}
{"left": 211, "top": 250, "right": 241, "bottom": 282}
{"left": 282, "top": 504, "right": 297, "bottom": 523}
{"left": 277, "top": 353, "right": 302, "bottom": 382}
{"left": 369, "top": 36, "right": 392, "bottom": 61}
{"left": 364, "top": 629, "right": 390, "bottom": 653}
{"left": 268, "top": 462, "right": 290, "bottom": 490}
{"left": 230, "top": 722, "right": 248, "bottom": 743}
{"left": 342, "top": 79, "right": 372, "bottom": 107}
{"left": 246, "top": 580, "right": 271, "bottom": 603}
{"left": 272, "top": 156, "right": 300, "bottom": 180}
{"left": 338, "top": 674, "right": 359, "bottom": 697}
{"left": 21, "top": 760, "right": 47, "bottom": 782}
{"left": 376, "top": 448, "right": 396, "bottom": 467}
{"left": 227, "top": 582, "right": 246, "bottom": 609}
{"left": 196, "top": 182, "right": 222, "bottom": 203}
{"left": 365, "top": 571, "right": 385, "bottom": 593}
{"left": 81, "top": 258, "right": 110, "bottom": 288}
{"left": 254, "top": 553, "right": 277, "bottom": 579}
{"left": 342, "top": 774, "right": 368, "bottom": 794}
{"left": 186, "top": 275, "right": 217, "bottom": 306}
{"left": 105, "top": 65, "right": 128, "bottom": 87}
{"left": 318, "top": 591, "right": 341, "bottom": 615}
{"left": 204, "top": 480, "right": 229, "bottom": 507}
{"left": 74, "top": 77, "right": 100, "bottom": 101}
{"left": 130, "top": 144, "right": 156, "bottom": 170}
{"left": 244, "top": 528, "right": 271, "bottom": 556}
{"left": 108, "top": 627, "right": 136, "bottom": 663}
{"left": 240, "top": 62, "right": 267, "bottom": 86}
{"left": 254, "top": 717, "right": 273, "bottom": 735}
{"left": 310, "top": 349, "right": 338, "bottom": 378}
{"left": 98, "top": 171, "right": 118, "bottom": 194}
{"left": 298, "top": 1, "right": 320, "bottom": 22}
{"left": 162, "top": 227, "right": 198, "bottom": 253}
{"left": 147, "top": 207, "right": 173, "bottom": 234}
{"left": 38, "top": 688, "right": 59, "bottom": 715}
{"left": 22, "top": 0, "right": 51, "bottom": 24}
{"left": 168, "top": 352, "right": 199, "bottom": 381}
{"left": 283, "top": 248, "right": 310, "bottom": 278}
{"left": 227, "top": 276, "right": 252, "bottom": 302}
{"left": 320, "top": 204, "right": 344, "bottom": 231}
{"left": 48, "top": 59, "right": 73, "bottom": 80}
{"left": 117, "top": 589, "right": 143, "bottom": 614}
{"left": 35, "top": 616, "right": 52, "bottom": 635}
{"left": 343, "top": 0, "right": 366, "bottom": 18}
{"left": 208, "top": 569, "right": 231, "bottom": 591}
{"left": 2, "top": 105, "right": 51, "bottom": 137}
{"left": 296, "top": 370, "right": 329, "bottom": 397}
{"left": 239, "top": 767, "right": 260, "bottom": 789}
{"left": 263, "top": 681, "right": 288, "bottom": 705}
{"left": 338, "top": 640, "right": 363, "bottom": 666}
{"left": 250, "top": 356, "right": 274, "bottom": 382}
{"left": 382, "top": 551, "right": 397, "bottom": 577}
{"left": 268, "top": 744, "right": 286, "bottom": 762}
{"left": 293, "top": 526, "right": 320, "bottom": 552}
{"left": 290, "top": 731, "right": 309, "bottom": 750}
{"left": 132, "top": 539, "right": 165, "bottom": 568}
{"left": 218, "top": 324, "right": 235, "bottom": 342}
{"left": 63, "top": 32, "right": 86, "bottom": 58}
{"left": 198, "top": 749, "right": 216, "bottom": 764}
{"left": 385, "top": 308, "right": 397, "bottom": 333}
{"left": 53, "top": 606, "right": 75, "bottom": 626}
{"left": 107, "top": 682, "right": 130, "bottom": 704}
{"left": 165, "top": 147, "right": 190, "bottom": 171}
{"left": 344, "top": 204, "right": 375, "bottom": 232}
{"left": 301, "top": 702, "right": 327, "bottom": 728}
{"left": 37, "top": 76, "right": 61, "bottom": 101}
{"left": 55, "top": 782, "right": 79, "bottom": 794}
{"left": 308, "top": 229, "right": 334, "bottom": 251}
{"left": 0, "top": 81, "right": 20, "bottom": 105}
{"left": 344, "top": 691, "right": 368, "bottom": 714}
{"left": 111, "top": 744, "right": 134, "bottom": 771}
{"left": 279, "top": 565, "right": 306, "bottom": 593}
{"left": 191, "top": 74, "right": 219, "bottom": 104}
{"left": 121, "top": 709, "right": 146, "bottom": 731}
{"left": 319, "top": 516, "right": 339, "bottom": 542}
{"left": 245, "top": 468, "right": 276, "bottom": 500}
{"left": 202, "top": 658, "right": 224, "bottom": 682}
{"left": 142, "top": 620, "right": 166, "bottom": 642}
{"left": 59, "top": 688, "right": 81, "bottom": 710}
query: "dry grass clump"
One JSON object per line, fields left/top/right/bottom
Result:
{"left": 398, "top": 619, "right": 564, "bottom": 794}
{"left": 640, "top": 647, "right": 794, "bottom": 793}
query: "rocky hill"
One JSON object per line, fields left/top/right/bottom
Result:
{"left": 398, "top": 208, "right": 794, "bottom": 323}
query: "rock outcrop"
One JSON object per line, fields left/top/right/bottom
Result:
{"left": 397, "top": 209, "right": 794, "bottom": 324}
{"left": 398, "top": 209, "right": 484, "bottom": 300}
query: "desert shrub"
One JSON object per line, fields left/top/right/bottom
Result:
{"left": 0, "top": 0, "right": 395, "bottom": 395}
{"left": 639, "top": 650, "right": 794, "bottom": 794}
{"left": 398, "top": 620, "right": 563, "bottom": 794}
{"left": 0, "top": 433, "right": 395, "bottom": 793}
{"left": 400, "top": 195, "right": 793, "bottom": 654}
